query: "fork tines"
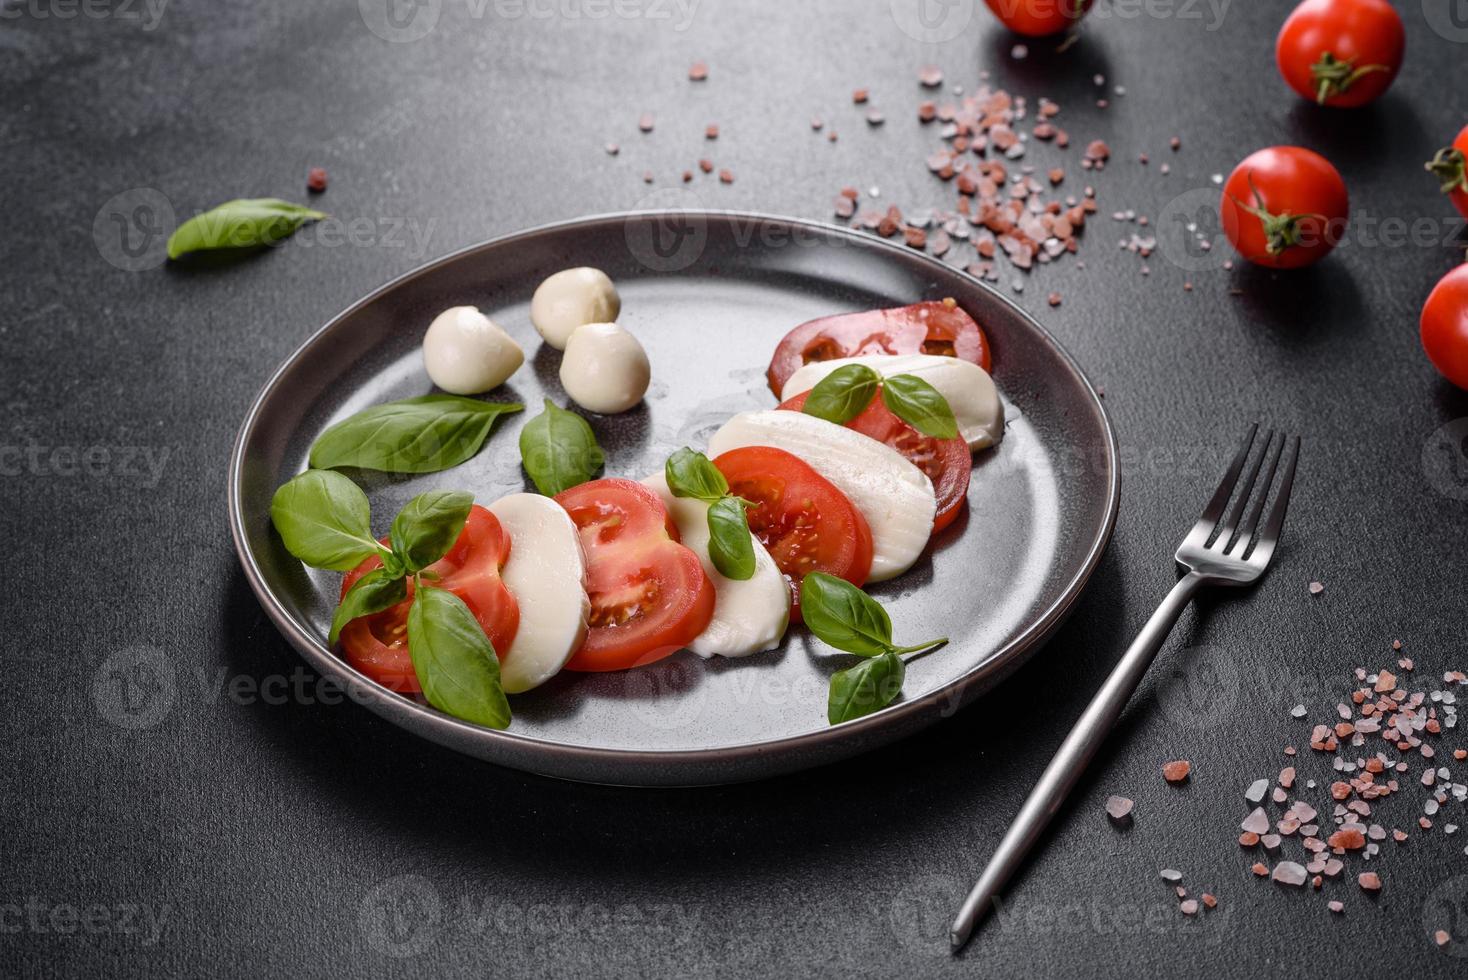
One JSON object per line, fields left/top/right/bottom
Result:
{"left": 1198, "top": 424, "right": 1300, "bottom": 561}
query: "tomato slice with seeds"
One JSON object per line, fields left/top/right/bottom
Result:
{"left": 766, "top": 300, "right": 991, "bottom": 397}
{"left": 338, "top": 505, "right": 519, "bottom": 694}
{"left": 712, "top": 446, "right": 874, "bottom": 619}
{"left": 555, "top": 478, "right": 714, "bottom": 671}
{"left": 778, "top": 390, "right": 971, "bottom": 533}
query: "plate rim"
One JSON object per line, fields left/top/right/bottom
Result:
{"left": 226, "top": 209, "right": 1120, "bottom": 782}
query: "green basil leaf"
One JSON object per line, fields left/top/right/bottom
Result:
{"left": 519, "top": 399, "right": 605, "bottom": 496}
{"left": 706, "top": 496, "right": 756, "bottom": 581}
{"left": 329, "top": 569, "right": 407, "bottom": 645}
{"left": 310, "top": 395, "right": 522, "bottom": 474}
{"left": 269, "top": 469, "right": 383, "bottom": 571}
{"left": 407, "top": 585, "right": 511, "bottom": 729}
{"left": 389, "top": 490, "right": 474, "bottom": 573}
{"left": 665, "top": 447, "right": 729, "bottom": 502}
{"left": 801, "top": 363, "right": 881, "bottom": 426}
{"left": 828, "top": 651, "right": 905, "bottom": 724}
{"left": 167, "top": 198, "right": 327, "bottom": 259}
{"left": 798, "top": 572, "right": 894, "bottom": 656}
{"left": 881, "top": 374, "right": 959, "bottom": 440}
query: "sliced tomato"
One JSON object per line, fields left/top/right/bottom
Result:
{"left": 778, "top": 390, "right": 971, "bottom": 533}
{"left": 766, "top": 299, "right": 991, "bottom": 397}
{"left": 555, "top": 478, "right": 714, "bottom": 671}
{"left": 712, "top": 446, "right": 874, "bottom": 619}
{"left": 338, "top": 505, "right": 519, "bottom": 694}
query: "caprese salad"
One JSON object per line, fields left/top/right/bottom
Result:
{"left": 269, "top": 269, "right": 1005, "bottom": 728}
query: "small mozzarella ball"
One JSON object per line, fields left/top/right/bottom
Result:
{"left": 559, "top": 322, "right": 650, "bottom": 414}
{"left": 530, "top": 267, "right": 620, "bottom": 349}
{"left": 422, "top": 306, "right": 524, "bottom": 395}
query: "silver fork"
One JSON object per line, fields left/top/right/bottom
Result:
{"left": 949, "top": 425, "right": 1300, "bottom": 951}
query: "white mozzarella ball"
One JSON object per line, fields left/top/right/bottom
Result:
{"left": 421, "top": 306, "right": 524, "bottom": 395}
{"left": 530, "top": 267, "right": 621, "bottom": 350}
{"left": 559, "top": 322, "right": 651, "bottom": 414}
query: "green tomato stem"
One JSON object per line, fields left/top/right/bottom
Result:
{"left": 1427, "top": 147, "right": 1467, "bottom": 196}
{"left": 1310, "top": 51, "right": 1388, "bottom": 105}
{"left": 1230, "top": 174, "right": 1327, "bottom": 257}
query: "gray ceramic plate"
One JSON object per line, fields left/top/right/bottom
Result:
{"left": 228, "top": 211, "right": 1118, "bottom": 787}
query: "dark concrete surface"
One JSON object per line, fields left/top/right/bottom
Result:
{"left": 4, "top": 0, "right": 1468, "bottom": 976}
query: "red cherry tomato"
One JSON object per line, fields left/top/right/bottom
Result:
{"left": 555, "top": 479, "right": 714, "bottom": 671}
{"left": 767, "top": 300, "right": 991, "bottom": 398}
{"left": 982, "top": 0, "right": 1095, "bottom": 37}
{"left": 712, "top": 446, "right": 874, "bottom": 619}
{"left": 1422, "top": 264, "right": 1468, "bottom": 390}
{"left": 1427, "top": 125, "right": 1468, "bottom": 222}
{"left": 1275, "top": 0, "right": 1404, "bottom": 108}
{"left": 777, "top": 390, "right": 971, "bottom": 533}
{"left": 1220, "top": 147, "right": 1349, "bottom": 269}
{"left": 339, "top": 505, "right": 519, "bottom": 694}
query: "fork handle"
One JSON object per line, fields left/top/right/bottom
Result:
{"left": 949, "top": 571, "right": 1205, "bottom": 950}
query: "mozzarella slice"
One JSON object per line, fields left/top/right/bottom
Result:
{"left": 707, "top": 411, "right": 936, "bottom": 582}
{"left": 781, "top": 353, "right": 1004, "bottom": 451}
{"left": 486, "top": 493, "right": 589, "bottom": 693}
{"left": 640, "top": 473, "right": 789, "bottom": 658}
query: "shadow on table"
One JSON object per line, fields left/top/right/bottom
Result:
{"left": 218, "top": 545, "right": 1139, "bottom": 882}
{"left": 1284, "top": 94, "right": 1430, "bottom": 179}
{"left": 1227, "top": 260, "right": 1365, "bottom": 349}
{"left": 981, "top": 27, "right": 1114, "bottom": 106}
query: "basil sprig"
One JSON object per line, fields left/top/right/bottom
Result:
{"left": 828, "top": 652, "right": 906, "bottom": 726}
{"left": 880, "top": 374, "right": 959, "bottom": 439}
{"left": 310, "top": 395, "right": 523, "bottom": 474}
{"left": 167, "top": 198, "right": 327, "bottom": 259}
{"left": 801, "top": 367, "right": 959, "bottom": 440}
{"left": 407, "top": 584, "right": 512, "bottom": 729}
{"left": 269, "top": 469, "right": 390, "bottom": 571}
{"left": 664, "top": 448, "right": 756, "bottom": 581}
{"left": 801, "top": 364, "right": 881, "bottom": 426}
{"left": 331, "top": 569, "right": 408, "bottom": 645}
{"left": 390, "top": 490, "right": 473, "bottom": 572}
{"left": 269, "top": 471, "right": 511, "bottom": 728}
{"left": 798, "top": 572, "right": 947, "bottom": 724}
{"left": 519, "top": 400, "right": 605, "bottom": 496}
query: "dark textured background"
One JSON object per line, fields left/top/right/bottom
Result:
{"left": 5, "top": 0, "right": 1468, "bottom": 976}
